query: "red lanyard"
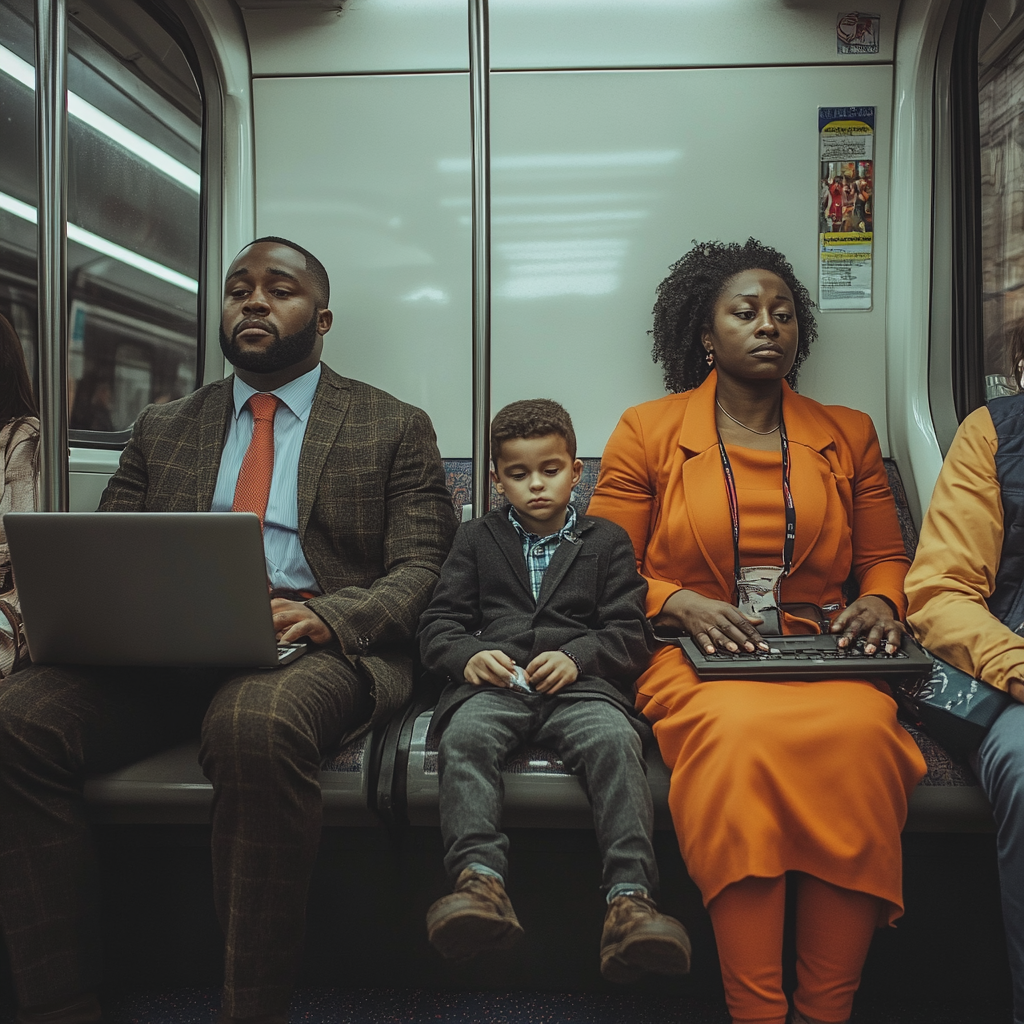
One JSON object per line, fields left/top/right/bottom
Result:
{"left": 716, "top": 419, "right": 796, "bottom": 604}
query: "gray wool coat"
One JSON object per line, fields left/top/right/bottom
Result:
{"left": 418, "top": 508, "right": 655, "bottom": 742}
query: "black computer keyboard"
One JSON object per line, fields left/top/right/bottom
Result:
{"left": 654, "top": 631, "right": 933, "bottom": 682}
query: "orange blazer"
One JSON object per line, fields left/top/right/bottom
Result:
{"left": 588, "top": 370, "right": 909, "bottom": 627}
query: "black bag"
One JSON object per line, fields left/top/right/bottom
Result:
{"left": 900, "top": 654, "right": 1014, "bottom": 760}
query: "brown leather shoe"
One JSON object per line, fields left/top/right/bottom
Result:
{"left": 599, "top": 892, "right": 692, "bottom": 983}
{"left": 426, "top": 867, "right": 525, "bottom": 960}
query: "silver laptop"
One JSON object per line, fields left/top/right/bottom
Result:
{"left": 5, "top": 512, "right": 307, "bottom": 668}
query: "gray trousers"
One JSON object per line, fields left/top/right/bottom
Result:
{"left": 0, "top": 648, "right": 369, "bottom": 1019}
{"left": 437, "top": 690, "right": 658, "bottom": 893}
{"left": 975, "top": 702, "right": 1024, "bottom": 1024}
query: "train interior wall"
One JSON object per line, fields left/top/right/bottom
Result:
{"left": 246, "top": 0, "right": 900, "bottom": 462}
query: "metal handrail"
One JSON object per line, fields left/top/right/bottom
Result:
{"left": 35, "top": 0, "right": 69, "bottom": 512}
{"left": 468, "top": 0, "right": 490, "bottom": 518}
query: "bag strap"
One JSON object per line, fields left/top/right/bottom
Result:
{"left": 0, "top": 599, "right": 26, "bottom": 675}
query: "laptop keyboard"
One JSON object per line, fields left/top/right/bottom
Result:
{"left": 707, "top": 636, "right": 910, "bottom": 662}
{"left": 659, "top": 632, "right": 933, "bottom": 681}
{"left": 276, "top": 642, "right": 308, "bottom": 666}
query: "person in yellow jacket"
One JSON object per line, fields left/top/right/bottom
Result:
{"left": 906, "top": 363, "right": 1024, "bottom": 1024}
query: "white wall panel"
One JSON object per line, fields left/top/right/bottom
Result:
{"left": 490, "top": 0, "right": 899, "bottom": 71}
{"left": 254, "top": 74, "right": 471, "bottom": 455}
{"left": 489, "top": 66, "right": 892, "bottom": 456}
{"left": 245, "top": 0, "right": 467, "bottom": 76}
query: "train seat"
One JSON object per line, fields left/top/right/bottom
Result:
{"left": 386, "top": 457, "right": 992, "bottom": 835}
{"left": 80, "top": 456, "right": 992, "bottom": 832}
{"left": 84, "top": 734, "right": 377, "bottom": 826}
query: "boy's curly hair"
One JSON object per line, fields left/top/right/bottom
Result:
{"left": 490, "top": 399, "right": 577, "bottom": 464}
{"left": 651, "top": 238, "right": 818, "bottom": 393}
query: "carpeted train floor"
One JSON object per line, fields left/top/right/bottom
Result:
{"left": 0, "top": 989, "right": 1007, "bottom": 1024}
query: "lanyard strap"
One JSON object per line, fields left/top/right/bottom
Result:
{"left": 717, "top": 419, "right": 796, "bottom": 601}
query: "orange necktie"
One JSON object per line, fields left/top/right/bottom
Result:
{"left": 232, "top": 392, "right": 279, "bottom": 528}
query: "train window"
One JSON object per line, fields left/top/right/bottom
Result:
{"left": 0, "top": 0, "right": 202, "bottom": 443}
{"left": 980, "top": 0, "right": 1024, "bottom": 397}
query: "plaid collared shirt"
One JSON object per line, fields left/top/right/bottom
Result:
{"left": 507, "top": 503, "right": 578, "bottom": 601}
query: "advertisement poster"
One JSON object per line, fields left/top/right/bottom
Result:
{"left": 818, "top": 106, "right": 874, "bottom": 311}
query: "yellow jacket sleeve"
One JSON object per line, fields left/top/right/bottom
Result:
{"left": 906, "top": 406, "right": 1024, "bottom": 692}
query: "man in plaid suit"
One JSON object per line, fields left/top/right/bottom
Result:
{"left": 0, "top": 238, "right": 456, "bottom": 1024}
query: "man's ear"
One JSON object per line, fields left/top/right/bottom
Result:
{"left": 317, "top": 308, "right": 333, "bottom": 336}
{"left": 491, "top": 467, "right": 504, "bottom": 494}
{"left": 571, "top": 459, "right": 582, "bottom": 487}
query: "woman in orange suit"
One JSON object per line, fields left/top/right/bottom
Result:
{"left": 588, "top": 239, "right": 925, "bottom": 1024}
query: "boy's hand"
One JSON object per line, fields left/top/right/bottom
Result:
{"left": 526, "top": 651, "right": 578, "bottom": 695}
{"left": 465, "top": 650, "right": 516, "bottom": 687}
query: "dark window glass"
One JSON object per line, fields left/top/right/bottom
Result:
{"left": 0, "top": 0, "right": 202, "bottom": 438}
{"left": 980, "top": 2, "right": 1024, "bottom": 396}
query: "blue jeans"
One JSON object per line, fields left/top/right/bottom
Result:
{"left": 975, "top": 701, "right": 1024, "bottom": 1023}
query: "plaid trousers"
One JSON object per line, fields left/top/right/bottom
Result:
{"left": 0, "top": 647, "right": 369, "bottom": 1018}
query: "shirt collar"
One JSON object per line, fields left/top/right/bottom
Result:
{"left": 231, "top": 362, "right": 322, "bottom": 422}
{"left": 507, "top": 502, "right": 577, "bottom": 543}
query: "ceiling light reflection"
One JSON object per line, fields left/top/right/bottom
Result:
{"left": 438, "top": 150, "right": 681, "bottom": 173}
{"left": 496, "top": 238, "right": 628, "bottom": 300}
{"left": 491, "top": 210, "right": 648, "bottom": 227}
{"left": 441, "top": 192, "right": 650, "bottom": 209}
{"left": 0, "top": 43, "right": 200, "bottom": 194}
{"left": 0, "top": 190, "right": 199, "bottom": 293}
{"left": 401, "top": 287, "right": 450, "bottom": 304}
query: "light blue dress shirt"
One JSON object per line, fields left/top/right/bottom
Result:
{"left": 211, "top": 364, "right": 322, "bottom": 593}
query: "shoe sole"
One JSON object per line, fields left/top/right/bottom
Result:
{"left": 600, "top": 932, "right": 692, "bottom": 984}
{"left": 427, "top": 908, "right": 525, "bottom": 961}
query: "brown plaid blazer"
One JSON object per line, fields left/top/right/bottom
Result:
{"left": 99, "top": 364, "right": 456, "bottom": 728}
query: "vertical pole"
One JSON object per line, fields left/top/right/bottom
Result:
{"left": 468, "top": 0, "right": 491, "bottom": 518}
{"left": 35, "top": 0, "right": 69, "bottom": 512}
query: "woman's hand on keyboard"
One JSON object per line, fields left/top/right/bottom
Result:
{"left": 655, "top": 590, "right": 768, "bottom": 656}
{"left": 829, "top": 596, "right": 904, "bottom": 655}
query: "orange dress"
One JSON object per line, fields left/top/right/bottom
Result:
{"left": 588, "top": 372, "right": 926, "bottom": 924}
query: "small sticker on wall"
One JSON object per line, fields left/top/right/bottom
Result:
{"left": 818, "top": 107, "right": 874, "bottom": 311}
{"left": 837, "top": 12, "right": 880, "bottom": 54}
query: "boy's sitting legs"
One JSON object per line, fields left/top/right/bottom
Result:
{"left": 428, "top": 692, "right": 690, "bottom": 981}
{"left": 428, "top": 692, "right": 536, "bottom": 959}
{"left": 534, "top": 699, "right": 691, "bottom": 982}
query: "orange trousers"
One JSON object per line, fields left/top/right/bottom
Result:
{"left": 707, "top": 874, "right": 879, "bottom": 1024}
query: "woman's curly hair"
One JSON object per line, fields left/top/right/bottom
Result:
{"left": 650, "top": 238, "right": 818, "bottom": 393}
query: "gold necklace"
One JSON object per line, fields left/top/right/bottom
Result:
{"left": 715, "top": 398, "right": 780, "bottom": 435}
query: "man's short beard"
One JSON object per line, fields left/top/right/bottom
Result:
{"left": 219, "top": 311, "right": 319, "bottom": 374}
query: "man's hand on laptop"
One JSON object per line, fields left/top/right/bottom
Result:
{"left": 271, "top": 599, "right": 332, "bottom": 645}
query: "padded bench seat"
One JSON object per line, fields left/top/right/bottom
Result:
{"left": 85, "top": 736, "right": 377, "bottom": 826}
{"left": 78, "top": 455, "right": 993, "bottom": 832}
{"left": 433, "top": 456, "right": 994, "bottom": 835}
{"left": 395, "top": 710, "right": 992, "bottom": 834}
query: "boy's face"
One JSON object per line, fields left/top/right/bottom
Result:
{"left": 493, "top": 433, "right": 582, "bottom": 537}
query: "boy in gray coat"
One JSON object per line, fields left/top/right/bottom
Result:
{"left": 418, "top": 399, "right": 690, "bottom": 983}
